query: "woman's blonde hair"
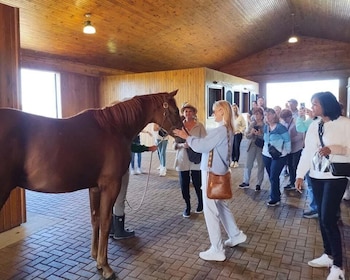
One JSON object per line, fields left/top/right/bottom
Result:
{"left": 232, "top": 103, "right": 240, "bottom": 118}
{"left": 213, "top": 100, "right": 235, "bottom": 132}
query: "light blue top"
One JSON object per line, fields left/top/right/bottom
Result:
{"left": 295, "top": 116, "right": 313, "bottom": 133}
{"left": 186, "top": 123, "right": 232, "bottom": 175}
{"left": 262, "top": 123, "right": 291, "bottom": 157}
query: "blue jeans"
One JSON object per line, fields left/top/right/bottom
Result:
{"left": 311, "top": 177, "right": 347, "bottom": 268}
{"left": 305, "top": 172, "right": 317, "bottom": 212}
{"left": 130, "top": 152, "right": 141, "bottom": 169}
{"left": 263, "top": 155, "right": 287, "bottom": 202}
{"left": 156, "top": 139, "right": 168, "bottom": 167}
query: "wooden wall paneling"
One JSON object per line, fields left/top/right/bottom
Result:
{"left": 99, "top": 68, "right": 207, "bottom": 122}
{"left": 99, "top": 68, "right": 206, "bottom": 147}
{"left": 60, "top": 72, "right": 100, "bottom": 117}
{"left": 99, "top": 67, "right": 259, "bottom": 145}
{"left": 0, "top": 3, "right": 26, "bottom": 233}
{"left": 21, "top": 49, "right": 131, "bottom": 77}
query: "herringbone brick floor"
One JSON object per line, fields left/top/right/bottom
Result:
{"left": 0, "top": 140, "right": 349, "bottom": 279}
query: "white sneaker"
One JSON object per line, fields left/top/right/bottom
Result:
{"left": 159, "top": 167, "right": 166, "bottom": 177}
{"left": 136, "top": 168, "right": 142, "bottom": 174}
{"left": 130, "top": 169, "right": 135, "bottom": 175}
{"left": 308, "top": 254, "right": 333, "bottom": 268}
{"left": 224, "top": 231, "right": 247, "bottom": 247}
{"left": 343, "top": 188, "right": 350, "bottom": 200}
{"left": 230, "top": 161, "right": 235, "bottom": 168}
{"left": 199, "top": 247, "right": 226, "bottom": 261}
{"left": 233, "top": 162, "right": 239, "bottom": 168}
{"left": 327, "top": 265, "right": 345, "bottom": 280}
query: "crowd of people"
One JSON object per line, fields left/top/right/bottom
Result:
{"left": 112, "top": 92, "right": 349, "bottom": 280}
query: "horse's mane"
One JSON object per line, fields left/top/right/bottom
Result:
{"left": 93, "top": 93, "right": 166, "bottom": 131}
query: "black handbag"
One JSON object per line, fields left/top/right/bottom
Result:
{"left": 254, "top": 137, "right": 264, "bottom": 148}
{"left": 318, "top": 120, "right": 350, "bottom": 177}
{"left": 158, "top": 128, "right": 167, "bottom": 137}
{"left": 330, "top": 162, "right": 350, "bottom": 177}
{"left": 268, "top": 144, "right": 282, "bottom": 159}
{"left": 186, "top": 147, "right": 202, "bottom": 164}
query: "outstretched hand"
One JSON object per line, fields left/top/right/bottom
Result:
{"left": 148, "top": 145, "right": 157, "bottom": 152}
{"left": 173, "top": 128, "right": 188, "bottom": 140}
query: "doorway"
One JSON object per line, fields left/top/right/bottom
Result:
{"left": 266, "top": 79, "right": 339, "bottom": 110}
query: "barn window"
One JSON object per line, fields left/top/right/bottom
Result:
{"left": 21, "top": 69, "right": 62, "bottom": 118}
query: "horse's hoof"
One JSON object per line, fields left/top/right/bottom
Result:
{"left": 102, "top": 272, "right": 117, "bottom": 280}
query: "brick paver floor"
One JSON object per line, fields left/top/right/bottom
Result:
{"left": 0, "top": 140, "right": 349, "bottom": 279}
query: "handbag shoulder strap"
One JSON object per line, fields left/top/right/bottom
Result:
{"left": 318, "top": 120, "right": 325, "bottom": 147}
{"left": 318, "top": 120, "right": 329, "bottom": 159}
{"left": 208, "top": 128, "right": 230, "bottom": 168}
{"left": 208, "top": 149, "right": 213, "bottom": 168}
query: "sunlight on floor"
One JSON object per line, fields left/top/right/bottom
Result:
{"left": 0, "top": 212, "right": 62, "bottom": 249}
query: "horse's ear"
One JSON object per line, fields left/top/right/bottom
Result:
{"left": 169, "top": 89, "right": 178, "bottom": 97}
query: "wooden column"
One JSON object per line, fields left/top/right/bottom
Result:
{"left": 0, "top": 3, "right": 26, "bottom": 233}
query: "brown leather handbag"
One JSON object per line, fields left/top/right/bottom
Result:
{"left": 206, "top": 128, "right": 233, "bottom": 199}
{"left": 207, "top": 169, "right": 232, "bottom": 199}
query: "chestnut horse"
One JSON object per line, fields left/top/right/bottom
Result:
{"left": 0, "top": 90, "right": 183, "bottom": 279}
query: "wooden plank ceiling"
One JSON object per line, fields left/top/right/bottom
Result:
{"left": 1, "top": 0, "right": 350, "bottom": 73}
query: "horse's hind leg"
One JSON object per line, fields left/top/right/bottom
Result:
{"left": 89, "top": 187, "right": 101, "bottom": 263}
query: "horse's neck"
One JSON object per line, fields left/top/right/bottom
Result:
{"left": 95, "top": 100, "right": 155, "bottom": 140}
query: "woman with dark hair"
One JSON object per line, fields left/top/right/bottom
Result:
{"left": 262, "top": 108, "right": 291, "bottom": 206}
{"left": 296, "top": 91, "right": 350, "bottom": 280}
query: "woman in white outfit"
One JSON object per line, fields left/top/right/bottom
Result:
{"left": 174, "top": 100, "right": 247, "bottom": 261}
{"left": 296, "top": 91, "right": 350, "bottom": 280}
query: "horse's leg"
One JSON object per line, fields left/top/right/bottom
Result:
{"left": 97, "top": 184, "right": 120, "bottom": 280}
{"left": 89, "top": 187, "right": 101, "bottom": 264}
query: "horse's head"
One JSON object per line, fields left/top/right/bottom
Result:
{"left": 154, "top": 90, "right": 183, "bottom": 139}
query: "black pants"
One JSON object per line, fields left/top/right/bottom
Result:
{"left": 311, "top": 177, "right": 347, "bottom": 268}
{"left": 232, "top": 133, "right": 243, "bottom": 162}
{"left": 179, "top": 170, "right": 202, "bottom": 209}
{"left": 286, "top": 149, "right": 302, "bottom": 185}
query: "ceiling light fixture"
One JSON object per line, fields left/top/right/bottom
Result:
{"left": 288, "top": 13, "right": 298, "bottom": 43}
{"left": 83, "top": 13, "right": 96, "bottom": 34}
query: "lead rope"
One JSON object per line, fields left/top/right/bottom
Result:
{"left": 124, "top": 99, "right": 176, "bottom": 210}
{"left": 125, "top": 138, "right": 166, "bottom": 211}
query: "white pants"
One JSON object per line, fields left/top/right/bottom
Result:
{"left": 201, "top": 171, "right": 240, "bottom": 251}
{"left": 113, "top": 171, "right": 129, "bottom": 216}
